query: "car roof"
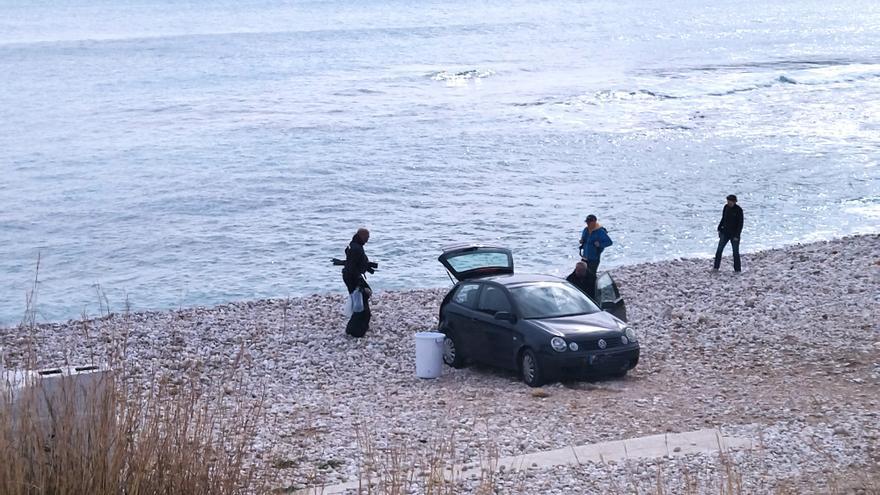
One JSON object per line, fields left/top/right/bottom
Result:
{"left": 467, "top": 273, "right": 565, "bottom": 286}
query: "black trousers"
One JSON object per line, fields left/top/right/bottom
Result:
{"left": 343, "top": 271, "right": 371, "bottom": 337}
{"left": 714, "top": 233, "right": 741, "bottom": 272}
{"left": 585, "top": 259, "right": 600, "bottom": 276}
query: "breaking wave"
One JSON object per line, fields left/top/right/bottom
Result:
{"left": 515, "top": 63, "right": 880, "bottom": 107}
{"left": 511, "top": 89, "right": 675, "bottom": 108}
{"left": 429, "top": 69, "right": 495, "bottom": 82}
{"left": 593, "top": 89, "right": 676, "bottom": 101}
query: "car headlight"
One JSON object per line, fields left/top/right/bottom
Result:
{"left": 625, "top": 327, "right": 637, "bottom": 342}
{"left": 550, "top": 337, "right": 567, "bottom": 352}
{"left": 568, "top": 342, "right": 579, "bottom": 351}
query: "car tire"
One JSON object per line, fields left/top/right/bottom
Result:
{"left": 609, "top": 361, "right": 630, "bottom": 378}
{"left": 520, "top": 348, "right": 544, "bottom": 387}
{"left": 442, "top": 333, "right": 466, "bottom": 369}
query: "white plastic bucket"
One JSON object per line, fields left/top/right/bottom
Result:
{"left": 414, "top": 332, "right": 445, "bottom": 379}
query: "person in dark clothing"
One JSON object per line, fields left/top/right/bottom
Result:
{"left": 566, "top": 261, "right": 597, "bottom": 300}
{"left": 342, "top": 228, "right": 374, "bottom": 337}
{"left": 713, "top": 194, "right": 744, "bottom": 272}
{"left": 579, "top": 214, "right": 613, "bottom": 275}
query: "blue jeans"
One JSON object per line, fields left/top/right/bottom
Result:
{"left": 714, "top": 233, "right": 741, "bottom": 271}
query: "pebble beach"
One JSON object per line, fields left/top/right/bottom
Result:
{"left": 2, "top": 235, "right": 878, "bottom": 493}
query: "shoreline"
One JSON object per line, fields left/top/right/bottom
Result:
{"left": 5, "top": 233, "right": 878, "bottom": 330}
{"left": 2, "top": 234, "right": 878, "bottom": 492}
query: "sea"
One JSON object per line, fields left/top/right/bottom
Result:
{"left": 1, "top": 0, "right": 878, "bottom": 326}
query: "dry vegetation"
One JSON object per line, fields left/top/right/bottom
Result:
{"left": 0, "top": 362, "right": 259, "bottom": 495}
{"left": 0, "top": 259, "right": 264, "bottom": 495}
{"left": 0, "top": 333, "right": 265, "bottom": 495}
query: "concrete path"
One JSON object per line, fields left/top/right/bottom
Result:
{"left": 294, "top": 428, "right": 754, "bottom": 494}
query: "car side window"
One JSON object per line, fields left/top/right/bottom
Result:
{"left": 453, "top": 283, "right": 481, "bottom": 309}
{"left": 477, "top": 285, "right": 512, "bottom": 314}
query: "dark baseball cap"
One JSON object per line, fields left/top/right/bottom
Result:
{"left": 584, "top": 214, "right": 597, "bottom": 222}
{"left": 726, "top": 194, "right": 737, "bottom": 202}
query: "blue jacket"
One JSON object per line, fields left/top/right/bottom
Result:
{"left": 580, "top": 225, "right": 613, "bottom": 262}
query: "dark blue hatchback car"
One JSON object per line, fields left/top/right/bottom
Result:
{"left": 437, "top": 245, "right": 639, "bottom": 387}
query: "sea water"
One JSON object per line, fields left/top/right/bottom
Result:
{"left": 1, "top": 0, "right": 878, "bottom": 325}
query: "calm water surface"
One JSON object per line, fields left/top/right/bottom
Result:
{"left": 1, "top": 0, "right": 878, "bottom": 325}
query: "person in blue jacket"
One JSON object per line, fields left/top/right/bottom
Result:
{"left": 579, "top": 214, "right": 613, "bottom": 274}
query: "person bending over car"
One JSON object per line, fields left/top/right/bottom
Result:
{"left": 566, "top": 260, "right": 596, "bottom": 300}
{"left": 342, "top": 228, "right": 376, "bottom": 337}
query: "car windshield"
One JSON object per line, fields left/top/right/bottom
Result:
{"left": 509, "top": 282, "right": 600, "bottom": 319}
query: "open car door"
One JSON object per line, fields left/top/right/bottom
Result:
{"left": 595, "top": 272, "right": 627, "bottom": 322}
{"left": 438, "top": 245, "right": 513, "bottom": 282}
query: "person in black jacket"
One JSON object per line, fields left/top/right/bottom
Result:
{"left": 566, "top": 261, "right": 596, "bottom": 300}
{"left": 342, "top": 228, "right": 375, "bottom": 337}
{"left": 713, "top": 194, "right": 744, "bottom": 272}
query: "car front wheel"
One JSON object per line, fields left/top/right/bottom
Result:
{"left": 609, "top": 360, "right": 630, "bottom": 378}
{"left": 520, "top": 348, "right": 544, "bottom": 387}
{"left": 442, "top": 334, "right": 465, "bottom": 368}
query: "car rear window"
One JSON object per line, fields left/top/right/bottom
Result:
{"left": 446, "top": 251, "right": 510, "bottom": 273}
{"left": 509, "top": 282, "right": 599, "bottom": 319}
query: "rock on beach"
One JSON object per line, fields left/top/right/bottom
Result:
{"left": 1, "top": 234, "right": 878, "bottom": 493}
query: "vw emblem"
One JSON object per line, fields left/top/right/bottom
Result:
{"left": 598, "top": 339, "right": 607, "bottom": 349}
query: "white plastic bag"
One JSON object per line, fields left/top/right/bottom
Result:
{"left": 343, "top": 293, "right": 353, "bottom": 317}
{"left": 342, "top": 288, "right": 365, "bottom": 317}
{"left": 351, "top": 288, "right": 364, "bottom": 313}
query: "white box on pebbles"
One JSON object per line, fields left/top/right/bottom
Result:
{"left": 2, "top": 364, "right": 112, "bottom": 432}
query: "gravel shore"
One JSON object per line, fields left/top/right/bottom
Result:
{"left": 3, "top": 235, "right": 878, "bottom": 493}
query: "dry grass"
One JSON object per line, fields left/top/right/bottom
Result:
{"left": 0, "top": 366, "right": 264, "bottom": 495}
{"left": 292, "top": 421, "right": 502, "bottom": 495}
{"left": 0, "top": 257, "right": 267, "bottom": 495}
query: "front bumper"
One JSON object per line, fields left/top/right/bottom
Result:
{"left": 540, "top": 344, "right": 640, "bottom": 376}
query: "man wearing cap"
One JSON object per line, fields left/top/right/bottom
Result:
{"left": 713, "top": 194, "right": 744, "bottom": 272}
{"left": 579, "top": 214, "right": 613, "bottom": 275}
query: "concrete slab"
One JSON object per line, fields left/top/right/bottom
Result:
{"left": 293, "top": 427, "right": 754, "bottom": 494}
{"left": 496, "top": 428, "right": 752, "bottom": 472}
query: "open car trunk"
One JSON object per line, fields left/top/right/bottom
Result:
{"left": 438, "top": 245, "right": 513, "bottom": 282}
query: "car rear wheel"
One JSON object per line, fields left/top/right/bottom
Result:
{"left": 442, "top": 334, "right": 465, "bottom": 368}
{"left": 520, "top": 348, "right": 544, "bottom": 387}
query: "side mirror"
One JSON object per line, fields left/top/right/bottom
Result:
{"left": 494, "top": 311, "right": 516, "bottom": 323}
{"left": 600, "top": 301, "right": 616, "bottom": 312}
